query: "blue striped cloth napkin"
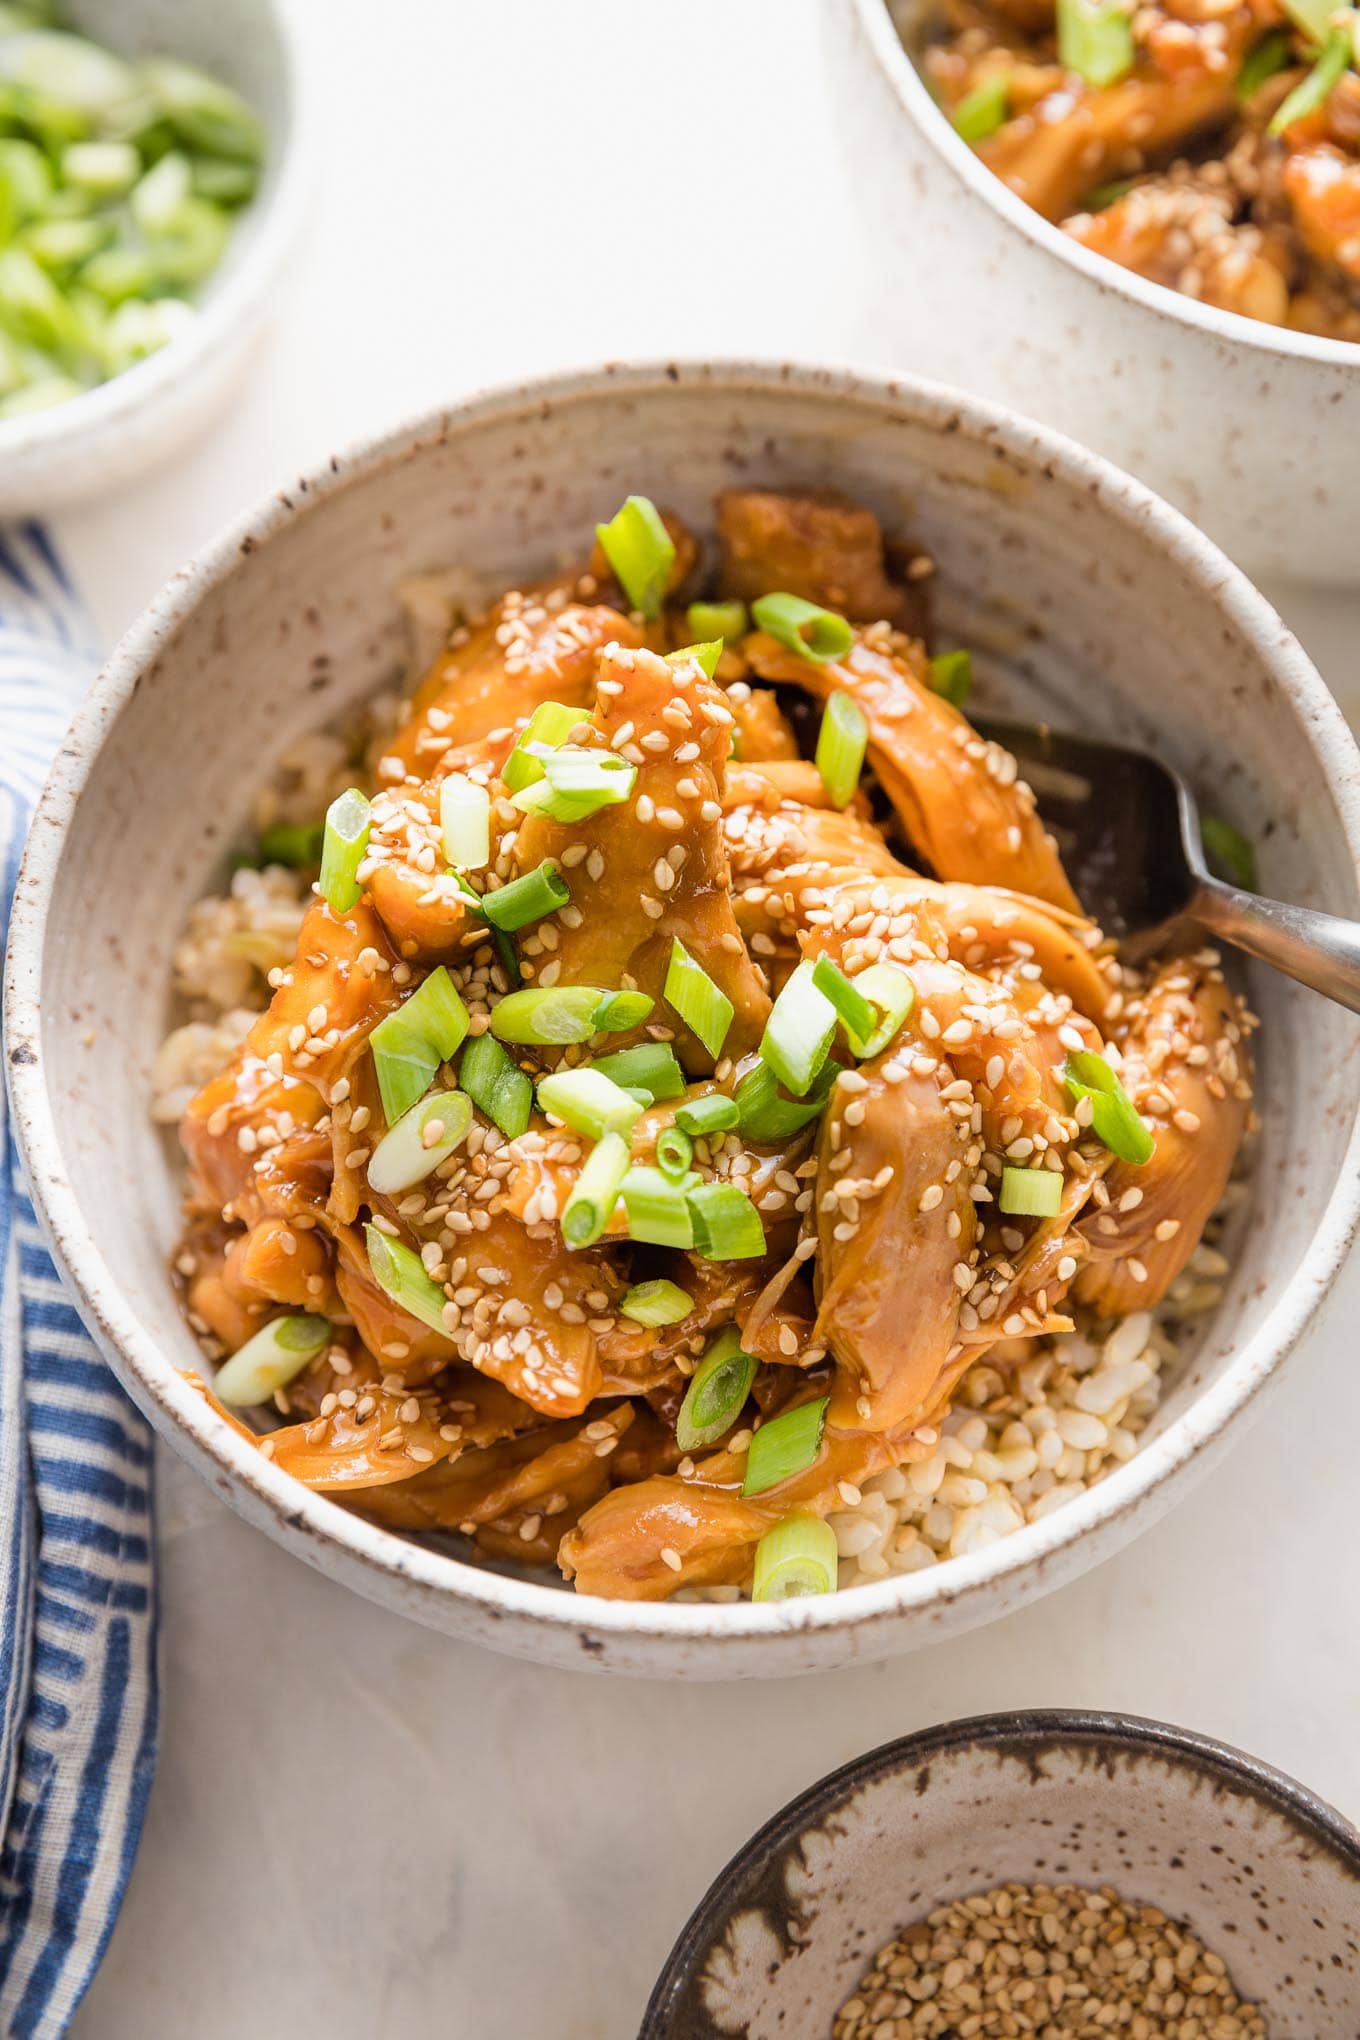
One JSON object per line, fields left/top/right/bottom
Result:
{"left": 0, "top": 526, "right": 158, "bottom": 2037}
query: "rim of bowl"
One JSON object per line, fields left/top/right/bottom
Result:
{"left": 640, "top": 1706, "right": 1360, "bottom": 2031}
{"left": 8, "top": 356, "right": 1360, "bottom": 1656}
{"left": 0, "top": 0, "right": 311, "bottom": 463}
{"left": 848, "top": 0, "right": 1360, "bottom": 371}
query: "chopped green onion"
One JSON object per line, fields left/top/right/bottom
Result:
{"left": 459, "top": 1031, "right": 532, "bottom": 1139}
{"left": 213, "top": 1312, "right": 329, "bottom": 1408}
{"left": 1057, "top": 0, "right": 1136, "bottom": 85}
{"left": 815, "top": 691, "right": 869, "bottom": 808}
{"left": 752, "top": 1514, "right": 839, "bottom": 1601}
{"left": 591, "top": 989, "right": 654, "bottom": 1034}
{"left": 619, "top": 1279, "right": 694, "bottom": 1328}
{"left": 675, "top": 1327, "right": 758, "bottom": 1452}
{"left": 1280, "top": 0, "right": 1335, "bottom": 46}
{"left": 1062, "top": 1051, "right": 1156, "bottom": 1166}
{"left": 440, "top": 772, "right": 491, "bottom": 871}
{"left": 592, "top": 1042, "right": 686, "bottom": 1100}
{"left": 1200, "top": 815, "right": 1258, "bottom": 893}
{"left": 735, "top": 1057, "right": 837, "bottom": 1141}
{"left": 511, "top": 746, "right": 636, "bottom": 822}
{"left": 844, "top": 962, "right": 916, "bottom": 1058}
{"left": 501, "top": 700, "right": 584, "bottom": 792}
{"left": 1269, "top": 26, "right": 1349, "bottom": 131}
{"left": 998, "top": 1165, "right": 1064, "bottom": 1218}
{"left": 667, "top": 640, "right": 723, "bottom": 680}
{"left": 489, "top": 984, "right": 606, "bottom": 1044}
{"left": 561, "top": 1130, "right": 630, "bottom": 1249}
{"left": 811, "top": 956, "right": 877, "bottom": 1046}
{"left": 760, "top": 959, "right": 838, "bottom": 1096}
{"left": 0, "top": 28, "right": 139, "bottom": 118}
{"left": 664, "top": 938, "right": 734, "bottom": 1059}
{"left": 621, "top": 1164, "right": 697, "bottom": 1248}
{"left": 687, "top": 599, "right": 747, "bottom": 643}
{"left": 687, "top": 1180, "right": 766, "bottom": 1260}
{"left": 656, "top": 1123, "right": 694, "bottom": 1182}
{"left": 318, "top": 785, "right": 370, "bottom": 915}
{"left": 257, "top": 819, "right": 324, "bottom": 868}
{"left": 752, "top": 591, "right": 854, "bottom": 666}
{"left": 742, "top": 1396, "right": 830, "bottom": 1497}
{"left": 1084, "top": 177, "right": 1135, "bottom": 210}
{"left": 367, "top": 1088, "right": 472, "bottom": 1197}
{"left": 595, "top": 493, "right": 674, "bottom": 619}
{"left": 674, "top": 1091, "right": 741, "bottom": 1138}
{"left": 537, "top": 1066, "right": 644, "bottom": 1140}
{"left": 190, "top": 155, "right": 258, "bottom": 204}
{"left": 1236, "top": 27, "right": 1292, "bottom": 100}
{"left": 952, "top": 73, "right": 1010, "bottom": 143}
{"left": 370, "top": 966, "right": 470, "bottom": 1125}
{"left": 141, "top": 55, "right": 265, "bottom": 160}
{"left": 929, "top": 648, "right": 973, "bottom": 708}
{"left": 481, "top": 860, "right": 569, "bottom": 932}
{"left": 365, "top": 1223, "right": 451, "bottom": 1337}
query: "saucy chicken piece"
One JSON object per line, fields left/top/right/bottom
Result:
{"left": 510, "top": 641, "right": 771, "bottom": 1068}
{"left": 745, "top": 627, "right": 1079, "bottom": 912}
{"left": 716, "top": 489, "right": 921, "bottom": 631}
{"left": 1065, "top": 181, "right": 1290, "bottom": 323}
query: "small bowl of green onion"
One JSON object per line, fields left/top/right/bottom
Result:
{"left": 0, "top": 0, "right": 307, "bottom": 510}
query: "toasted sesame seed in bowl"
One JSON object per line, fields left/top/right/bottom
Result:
{"left": 7, "top": 361, "right": 1360, "bottom": 1677}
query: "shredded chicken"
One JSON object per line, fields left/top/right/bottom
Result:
{"left": 172, "top": 488, "right": 1255, "bottom": 1602}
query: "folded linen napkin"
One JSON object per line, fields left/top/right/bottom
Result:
{"left": 0, "top": 526, "right": 158, "bottom": 2038}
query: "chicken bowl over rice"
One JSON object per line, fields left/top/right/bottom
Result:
{"left": 150, "top": 486, "right": 1254, "bottom": 1605}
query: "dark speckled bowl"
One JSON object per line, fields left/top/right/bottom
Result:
{"left": 642, "top": 1711, "right": 1360, "bottom": 2038}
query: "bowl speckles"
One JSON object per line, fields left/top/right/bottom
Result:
{"left": 6, "top": 360, "right": 1360, "bottom": 1677}
{"left": 642, "top": 1712, "right": 1360, "bottom": 2037}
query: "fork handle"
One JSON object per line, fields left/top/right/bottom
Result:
{"left": 1192, "top": 878, "right": 1360, "bottom": 1015}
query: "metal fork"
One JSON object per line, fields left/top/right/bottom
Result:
{"left": 975, "top": 718, "right": 1360, "bottom": 1016}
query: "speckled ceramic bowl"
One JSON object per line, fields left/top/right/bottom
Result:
{"left": 0, "top": 0, "right": 310, "bottom": 514}
{"left": 825, "top": 0, "right": 1360, "bottom": 585}
{"left": 7, "top": 361, "right": 1360, "bottom": 1678}
{"left": 643, "top": 1712, "right": 1360, "bottom": 2036}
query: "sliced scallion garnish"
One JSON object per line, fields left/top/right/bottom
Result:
{"left": 687, "top": 1180, "right": 766, "bottom": 1260}
{"left": 735, "top": 1057, "right": 836, "bottom": 1141}
{"left": 459, "top": 1031, "right": 532, "bottom": 1139}
{"left": 687, "top": 598, "right": 747, "bottom": 643}
{"left": 815, "top": 690, "right": 868, "bottom": 808}
{"left": 501, "top": 700, "right": 584, "bottom": 793}
{"left": 257, "top": 819, "right": 324, "bottom": 868}
{"left": 367, "top": 1087, "right": 472, "bottom": 1196}
{"left": 489, "top": 985, "right": 607, "bottom": 1045}
{"left": 511, "top": 745, "right": 637, "bottom": 822}
{"left": 951, "top": 73, "right": 1010, "bottom": 143}
{"left": 1200, "top": 815, "right": 1258, "bottom": 893}
{"left": 1269, "top": 25, "right": 1349, "bottom": 132}
{"left": 760, "top": 959, "right": 838, "bottom": 1097}
{"left": 675, "top": 1327, "right": 757, "bottom": 1453}
{"left": 664, "top": 938, "right": 734, "bottom": 1060}
{"left": 621, "top": 1164, "right": 696, "bottom": 1247}
{"left": 595, "top": 493, "right": 674, "bottom": 619}
{"left": 810, "top": 956, "right": 877, "bottom": 1047}
{"left": 481, "top": 860, "right": 570, "bottom": 932}
{"left": 667, "top": 640, "right": 723, "bottom": 680}
{"left": 752, "top": 591, "right": 854, "bottom": 666}
{"left": 1062, "top": 1050, "right": 1156, "bottom": 1166}
{"left": 142, "top": 55, "right": 266, "bottom": 160}
{"left": 370, "top": 967, "right": 470, "bottom": 1125}
{"left": 365, "top": 1223, "right": 451, "bottom": 1337}
{"left": 1280, "top": 0, "right": 1335, "bottom": 45}
{"left": 751, "top": 1514, "right": 839, "bottom": 1601}
{"left": 591, "top": 1041, "right": 686, "bottom": 1101}
{"left": 928, "top": 648, "right": 972, "bottom": 708}
{"left": 1057, "top": 0, "right": 1136, "bottom": 86}
{"left": 998, "top": 1165, "right": 1064, "bottom": 1218}
{"left": 213, "top": 1313, "right": 329, "bottom": 1408}
{"left": 742, "top": 1396, "right": 830, "bottom": 1497}
{"left": 1236, "top": 27, "right": 1292, "bottom": 100}
{"left": 843, "top": 962, "right": 915, "bottom": 1059}
{"left": 537, "top": 1066, "right": 644, "bottom": 1141}
{"left": 440, "top": 772, "right": 491, "bottom": 871}
{"left": 591, "top": 989, "right": 654, "bottom": 1034}
{"left": 561, "top": 1130, "right": 631, "bottom": 1249}
{"left": 674, "top": 1091, "right": 740, "bottom": 1139}
{"left": 619, "top": 1278, "right": 694, "bottom": 1328}
{"left": 655, "top": 1123, "right": 694, "bottom": 1182}
{"left": 318, "top": 785, "right": 371, "bottom": 915}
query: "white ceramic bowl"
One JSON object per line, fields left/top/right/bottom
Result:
{"left": 825, "top": 0, "right": 1360, "bottom": 586}
{"left": 7, "top": 360, "right": 1360, "bottom": 1678}
{"left": 0, "top": 0, "right": 308, "bottom": 514}
{"left": 642, "top": 1711, "right": 1360, "bottom": 2036}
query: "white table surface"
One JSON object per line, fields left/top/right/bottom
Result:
{"left": 60, "top": 4, "right": 1360, "bottom": 2034}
